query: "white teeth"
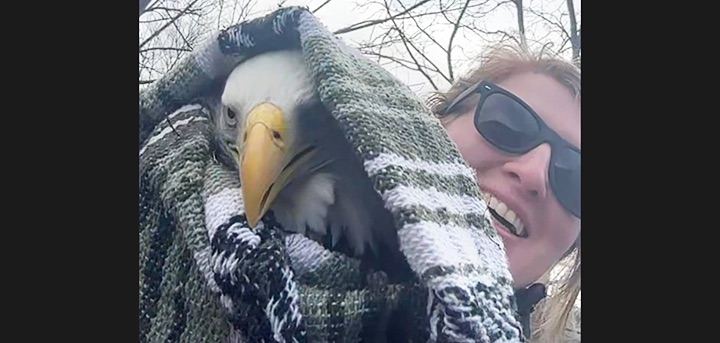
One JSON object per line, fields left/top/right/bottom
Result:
{"left": 489, "top": 196, "right": 498, "bottom": 209}
{"left": 496, "top": 201, "right": 507, "bottom": 215}
{"left": 481, "top": 191, "right": 526, "bottom": 236}
{"left": 505, "top": 210, "right": 516, "bottom": 224}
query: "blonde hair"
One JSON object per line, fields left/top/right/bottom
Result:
{"left": 427, "top": 42, "right": 581, "bottom": 343}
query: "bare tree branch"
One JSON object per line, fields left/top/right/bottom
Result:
{"left": 463, "top": 0, "right": 513, "bottom": 19}
{"left": 462, "top": 22, "right": 522, "bottom": 47}
{"left": 527, "top": 8, "right": 569, "bottom": 41}
{"left": 566, "top": 0, "right": 580, "bottom": 62}
{"left": 216, "top": 0, "right": 256, "bottom": 30}
{"left": 395, "top": 28, "right": 439, "bottom": 90}
{"left": 138, "top": 60, "right": 166, "bottom": 76}
{"left": 333, "top": 0, "right": 431, "bottom": 35}
{"left": 145, "top": 6, "right": 201, "bottom": 14}
{"left": 164, "top": 7, "right": 193, "bottom": 49}
{"left": 384, "top": 2, "right": 441, "bottom": 89}
{"left": 389, "top": 0, "right": 452, "bottom": 83}
{"left": 140, "top": 46, "right": 193, "bottom": 53}
{"left": 353, "top": 0, "right": 525, "bottom": 92}
{"left": 140, "top": 17, "right": 174, "bottom": 24}
{"left": 524, "top": 2, "right": 580, "bottom": 64}
{"left": 398, "top": 0, "right": 447, "bottom": 54}
{"left": 397, "top": 1, "right": 497, "bottom": 22}
{"left": 139, "top": 0, "right": 201, "bottom": 50}
{"left": 447, "top": 0, "right": 472, "bottom": 82}
{"left": 512, "top": 0, "right": 526, "bottom": 46}
{"left": 312, "top": 0, "right": 334, "bottom": 13}
{"left": 361, "top": 49, "right": 443, "bottom": 75}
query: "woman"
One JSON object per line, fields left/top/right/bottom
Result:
{"left": 427, "top": 43, "right": 581, "bottom": 342}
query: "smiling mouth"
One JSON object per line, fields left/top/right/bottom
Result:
{"left": 481, "top": 191, "right": 528, "bottom": 238}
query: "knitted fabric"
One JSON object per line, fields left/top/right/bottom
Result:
{"left": 139, "top": 7, "right": 526, "bottom": 343}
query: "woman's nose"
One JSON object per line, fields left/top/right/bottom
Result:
{"left": 502, "top": 144, "right": 552, "bottom": 198}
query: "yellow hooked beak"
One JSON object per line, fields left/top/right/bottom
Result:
{"left": 239, "top": 102, "right": 289, "bottom": 228}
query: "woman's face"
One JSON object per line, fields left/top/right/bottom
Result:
{"left": 444, "top": 72, "right": 581, "bottom": 288}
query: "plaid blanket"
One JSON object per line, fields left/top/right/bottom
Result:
{"left": 139, "top": 6, "right": 526, "bottom": 343}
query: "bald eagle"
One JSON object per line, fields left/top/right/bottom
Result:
{"left": 212, "top": 49, "right": 411, "bottom": 281}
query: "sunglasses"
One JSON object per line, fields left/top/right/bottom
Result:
{"left": 445, "top": 80, "right": 581, "bottom": 219}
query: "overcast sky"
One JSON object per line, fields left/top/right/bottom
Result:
{"left": 228, "top": 0, "right": 581, "bottom": 97}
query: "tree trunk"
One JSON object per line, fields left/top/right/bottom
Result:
{"left": 566, "top": 0, "right": 580, "bottom": 64}
{"left": 514, "top": 0, "right": 526, "bottom": 46}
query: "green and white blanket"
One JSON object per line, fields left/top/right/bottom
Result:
{"left": 139, "top": 6, "right": 526, "bottom": 343}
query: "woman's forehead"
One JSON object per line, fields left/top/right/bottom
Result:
{"left": 498, "top": 72, "right": 581, "bottom": 149}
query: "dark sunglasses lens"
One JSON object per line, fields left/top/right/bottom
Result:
{"left": 475, "top": 93, "right": 540, "bottom": 152}
{"left": 551, "top": 149, "right": 581, "bottom": 218}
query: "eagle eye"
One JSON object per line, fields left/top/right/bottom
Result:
{"left": 225, "top": 107, "right": 237, "bottom": 127}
